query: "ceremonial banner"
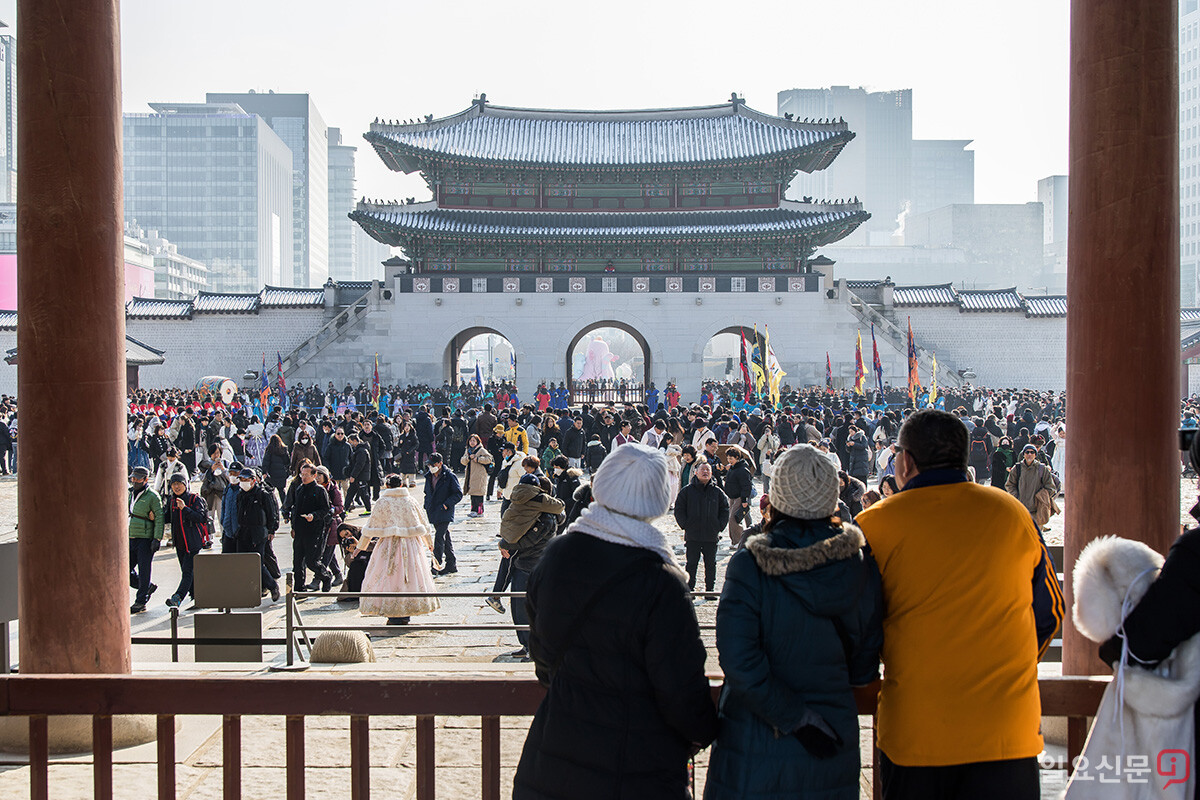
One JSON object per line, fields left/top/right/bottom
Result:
{"left": 854, "top": 329, "right": 866, "bottom": 395}
{"left": 826, "top": 352, "right": 833, "bottom": 393}
{"left": 906, "top": 318, "right": 921, "bottom": 401}
{"left": 871, "top": 324, "right": 884, "bottom": 397}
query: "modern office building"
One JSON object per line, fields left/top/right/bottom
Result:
{"left": 1038, "top": 175, "right": 1069, "bottom": 293}
{"left": 123, "top": 101, "right": 294, "bottom": 292}
{"left": 903, "top": 203, "right": 1045, "bottom": 291}
{"left": 1181, "top": 0, "right": 1200, "bottom": 304}
{"left": 0, "top": 29, "right": 16, "bottom": 203}
{"left": 327, "top": 127, "right": 357, "bottom": 281}
{"left": 778, "top": 87, "right": 912, "bottom": 244}
{"left": 911, "top": 139, "right": 974, "bottom": 215}
{"left": 207, "top": 91, "right": 329, "bottom": 287}
{"left": 353, "top": 227, "right": 391, "bottom": 281}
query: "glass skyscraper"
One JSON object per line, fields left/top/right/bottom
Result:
{"left": 326, "top": 127, "right": 357, "bottom": 281}
{"left": 123, "top": 102, "right": 294, "bottom": 293}
{"left": 207, "top": 92, "right": 329, "bottom": 287}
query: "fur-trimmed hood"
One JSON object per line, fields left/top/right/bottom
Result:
{"left": 1073, "top": 535, "right": 1200, "bottom": 717}
{"left": 742, "top": 521, "right": 870, "bottom": 618}
{"left": 745, "top": 524, "right": 866, "bottom": 575}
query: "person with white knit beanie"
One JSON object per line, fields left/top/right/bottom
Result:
{"left": 514, "top": 442, "right": 718, "bottom": 798}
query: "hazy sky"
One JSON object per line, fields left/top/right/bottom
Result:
{"left": 3, "top": 0, "right": 1070, "bottom": 205}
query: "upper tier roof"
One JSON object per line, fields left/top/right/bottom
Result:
{"left": 365, "top": 96, "right": 854, "bottom": 172}
{"left": 351, "top": 200, "right": 869, "bottom": 246}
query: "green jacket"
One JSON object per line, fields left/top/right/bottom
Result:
{"left": 129, "top": 486, "right": 165, "bottom": 540}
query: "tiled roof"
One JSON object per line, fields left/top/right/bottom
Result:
{"left": 1024, "top": 296, "right": 1067, "bottom": 318}
{"left": 260, "top": 287, "right": 323, "bottom": 308}
{"left": 366, "top": 100, "right": 853, "bottom": 171}
{"left": 0, "top": 310, "right": 15, "bottom": 330}
{"left": 126, "top": 297, "right": 193, "bottom": 319}
{"left": 5, "top": 335, "right": 166, "bottom": 366}
{"left": 337, "top": 281, "right": 373, "bottom": 293}
{"left": 845, "top": 280, "right": 882, "bottom": 289}
{"left": 892, "top": 284, "right": 958, "bottom": 307}
{"left": 1182, "top": 308, "right": 1200, "bottom": 324}
{"left": 192, "top": 292, "right": 261, "bottom": 314}
{"left": 124, "top": 335, "right": 166, "bottom": 366}
{"left": 352, "top": 200, "right": 869, "bottom": 246}
{"left": 957, "top": 288, "right": 1024, "bottom": 312}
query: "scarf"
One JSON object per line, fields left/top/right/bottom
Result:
{"left": 568, "top": 504, "right": 685, "bottom": 578}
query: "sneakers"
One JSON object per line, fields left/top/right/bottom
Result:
{"left": 269, "top": 586, "right": 281, "bottom": 603}
{"left": 164, "top": 595, "right": 181, "bottom": 608}
{"left": 508, "top": 647, "right": 529, "bottom": 659}
{"left": 130, "top": 603, "right": 146, "bottom": 614}
{"left": 330, "top": 575, "right": 343, "bottom": 587}
{"left": 485, "top": 596, "right": 505, "bottom": 614}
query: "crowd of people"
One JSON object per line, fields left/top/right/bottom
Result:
{"left": 102, "top": 378, "right": 1200, "bottom": 798}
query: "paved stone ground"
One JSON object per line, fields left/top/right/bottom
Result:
{"left": 2, "top": 471, "right": 1192, "bottom": 798}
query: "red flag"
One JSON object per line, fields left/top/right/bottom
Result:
{"left": 739, "top": 328, "right": 753, "bottom": 401}
{"left": 826, "top": 353, "right": 833, "bottom": 393}
{"left": 907, "top": 317, "right": 922, "bottom": 402}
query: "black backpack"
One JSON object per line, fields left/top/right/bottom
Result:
{"left": 970, "top": 437, "right": 989, "bottom": 460}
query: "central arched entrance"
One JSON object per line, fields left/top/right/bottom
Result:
{"left": 445, "top": 327, "right": 515, "bottom": 387}
{"left": 567, "top": 322, "right": 650, "bottom": 405}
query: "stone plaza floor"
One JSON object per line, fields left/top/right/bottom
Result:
{"left": 0, "top": 471, "right": 1189, "bottom": 798}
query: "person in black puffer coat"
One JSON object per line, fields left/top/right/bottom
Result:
{"left": 515, "top": 443, "right": 718, "bottom": 800}
{"left": 722, "top": 447, "right": 755, "bottom": 546}
{"left": 845, "top": 427, "right": 872, "bottom": 485}
{"left": 673, "top": 460, "right": 730, "bottom": 593}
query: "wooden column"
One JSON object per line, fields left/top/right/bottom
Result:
{"left": 1065, "top": 0, "right": 1180, "bottom": 674}
{"left": 16, "top": 0, "right": 130, "bottom": 674}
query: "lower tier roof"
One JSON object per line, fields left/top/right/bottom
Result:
{"left": 351, "top": 200, "right": 869, "bottom": 247}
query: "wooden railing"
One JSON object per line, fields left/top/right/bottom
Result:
{"left": 0, "top": 674, "right": 1108, "bottom": 800}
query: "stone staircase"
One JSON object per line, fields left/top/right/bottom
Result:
{"left": 839, "top": 281, "right": 963, "bottom": 390}
{"left": 267, "top": 284, "right": 376, "bottom": 382}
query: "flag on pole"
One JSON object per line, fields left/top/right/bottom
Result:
{"left": 929, "top": 353, "right": 939, "bottom": 407}
{"left": 906, "top": 318, "right": 921, "bottom": 402}
{"left": 763, "top": 326, "right": 786, "bottom": 408}
{"left": 749, "top": 325, "right": 767, "bottom": 396}
{"left": 277, "top": 352, "right": 288, "bottom": 410}
{"left": 739, "top": 328, "right": 753, "bottom": 401}
{"left": 372, "top": 354, "right": 381, "bottom": 404}
{"left": 475, "top": 361, "right": 483, "bottom": 389}
{"left": 854, "top": 329, "right": 866, "bottom": 395}
{"left": 826, "top": 352, "right": 833, "bottom": 393}
{"left": 871, "top": 324, "right": 884, "bottom": 397}
{"left": 258, "top": 353, "right": 270, "bottom": 420}
{"left": 510, "top": 350, "right": 516, "bottom": 376}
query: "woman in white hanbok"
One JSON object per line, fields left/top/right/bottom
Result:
{"left": 353, "top": 475, "right": 440, "bottom": 624}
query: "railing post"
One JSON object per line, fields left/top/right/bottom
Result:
{"left": 157, "top": 714, "right": 176, "bottom": 800}
{"left": 169, "top": 606, "right": 179, "bottom": 664}
{"left": 416, "top": 715, "right": 435, "bottom": 800}
{"left": 350, "top": 716, "right": 370, "bottom": 800}
{"left": 93, "top": 714, "right": 113, "bottom": 800}
{"left": 223, "top": 715, "right": 241, "bottom": 800}
{"left": 481, "top": 715, "right": 500, "bottom": 800}
{"left": 286, "top": 573, "right": 295, "bottom": 667}
{"left": 286, "top": 715, "right": 305, "bottom": 800}
{"left": 29, "top": 714, "right": 48, "bottom": 800}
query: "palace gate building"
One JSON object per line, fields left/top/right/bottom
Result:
{"left": 0, "top": 96, "right": 1130, "bottom": 396}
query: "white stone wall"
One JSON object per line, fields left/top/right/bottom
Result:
{"left": 286, "top": 289, "right": 922, "bottom": 400}
{"left": 0, "top": 289, "right": 1075, "bottom": 401}
{"left": 125, "top": 308, "right": 329, "bottom": 390}
{"left": 901, "top": 307, "right": 1067, "bottom": 390}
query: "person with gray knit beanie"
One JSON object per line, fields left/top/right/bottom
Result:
{"left": 514, "top": 442, "right": 718, "bottom": 798}
{"left": 706, "top": 443, "right": 883, "bottom": 799}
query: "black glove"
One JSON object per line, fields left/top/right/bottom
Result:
{"left": 793, "top": 710, "right": 843, "bottom": 759}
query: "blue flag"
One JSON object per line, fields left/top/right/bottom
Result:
{"left": 475, "top": 362, "right": 483, "bottom": 389}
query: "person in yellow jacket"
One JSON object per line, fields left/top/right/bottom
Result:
{"left": 503, "top": 416, "right": 529, "bottom": 454}
{"left": 853, "top": 409, "right": 1063, "bottom": 800}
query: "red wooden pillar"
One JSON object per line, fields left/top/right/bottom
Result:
{"left": 1065, "top": 0, "right": 1180, "bottom": 675}
{"left": 16, "top": 0, "right": 130, "bottom": 674}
